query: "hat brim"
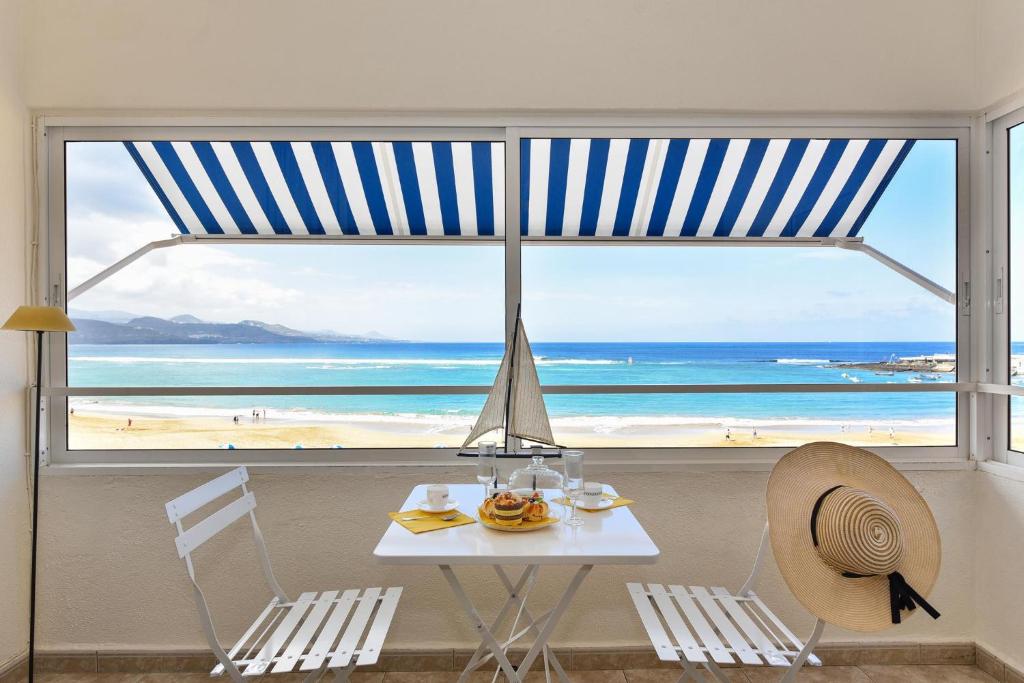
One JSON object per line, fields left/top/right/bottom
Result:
{"left": 766, "top": 442, "right": 941, "bottom": 632}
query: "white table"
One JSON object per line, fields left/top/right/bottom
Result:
{"left": 374, "top": 484, "right": 660, "bottom": 682}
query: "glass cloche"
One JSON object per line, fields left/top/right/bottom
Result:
{"left": 508, "top": 453, "right": 564, "bottom": 490}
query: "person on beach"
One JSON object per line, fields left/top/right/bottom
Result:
{"left": 725, "top": 428, "right": 731, "bottom": 441}
{"left": 233, "top": 415, "right": 239, "bottom": 425}
{"left": 127, "top": 418, "right": 132, "bottom": 429}
{"left": 752, "top": 428, "right": 758, "bottom": 440}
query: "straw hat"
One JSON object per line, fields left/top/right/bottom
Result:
{"left": 766, "top": 442, "right": 941, "bottom": 632}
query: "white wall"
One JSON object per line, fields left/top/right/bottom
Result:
{"left": 39, "top": 468, "right": 973, "bottom": 651}
{"left": 21, "top": 0, "right": 979, "bottom": 113}
{"left": 0, "top": 0, "right": 29, "bottom": 672}
{"left": 974, "top": 471, "right": 1024, "bottom": 672}
{"left": 977, "top": 0, "right": 1024, "bottom": 111}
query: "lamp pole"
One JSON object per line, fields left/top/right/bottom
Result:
{"left": 27, "top": 329, "right": 42, "bottom": 683}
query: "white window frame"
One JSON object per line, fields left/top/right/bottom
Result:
{"left": 39, "top": 115, "right": 971, "bottom": 470}
{"left": 991, "top": 107, "right": 1024, "bottom": 467}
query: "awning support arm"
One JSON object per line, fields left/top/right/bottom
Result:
{"left": 831, "top": 239, "right": 956, "bottom": 305}
{"left": 67, "top": 235, "right": 188, "bottom": 301}
{"left": 66, "top": 234, "right": 956, "bottom": 307}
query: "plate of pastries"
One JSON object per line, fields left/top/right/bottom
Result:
{"left": 478, "top": 489, "right": 559, "bottom": 531}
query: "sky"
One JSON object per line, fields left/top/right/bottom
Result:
{"left": 1011, "top": 123, "right": 1024, "bottom": 343}
{"left": 65, "top": 139, "right": 958, "bottom": 343}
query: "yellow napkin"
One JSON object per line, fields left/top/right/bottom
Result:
{"left": 552, "top": 493, "right": 634, "bottom": 512}
{"left": 388, "top": 510, "right": 476, "bottom": 534}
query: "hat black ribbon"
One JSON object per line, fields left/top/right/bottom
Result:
{"left": 810, "top": 486, "right": 940, "bottom": 625}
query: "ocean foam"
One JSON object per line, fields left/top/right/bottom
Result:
{"left": 774, "top": 358, "right": 832, "bottom": 365}
{"left": 71, "top": 355, "right": 622, "bottom": 366}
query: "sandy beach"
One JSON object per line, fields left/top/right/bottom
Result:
{"left": 68, "top": 411, "right": 951, "bottom": 450}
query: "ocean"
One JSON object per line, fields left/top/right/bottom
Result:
{"left": 67, "top": 341, "right": 957, "bottom": 431}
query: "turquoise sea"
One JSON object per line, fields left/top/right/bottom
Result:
{"left": 67, "top": 341, "right": 956, "bottom": 429}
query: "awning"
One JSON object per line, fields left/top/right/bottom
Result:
{"left": 124, "top": 141, "right": 505, "bottom": 236}
{"left": 73, "top": 136, "right": 945, "bottom": 303}
{"left": 126, "top": 137, "right": 913, "bottom": 240}
{"left": 521, "top": 138, "right": 914, "bottom": 238}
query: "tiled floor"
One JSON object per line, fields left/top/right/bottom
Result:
{"left": 26, "top": 665, "right": 1000, "bottom": 682}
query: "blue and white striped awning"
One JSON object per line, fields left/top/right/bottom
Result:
{"left": 124, "top": 141, "right": 505, "bottom": 236}
{"left": 521, "top": 138, "right": 914, "bottom": 238}
{"left": 126, "top": 137, "right": 913, "bottom": 240}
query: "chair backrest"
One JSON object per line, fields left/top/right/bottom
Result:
{"left": 166, "top": 466, "right": 288, "bottom": 601}
{"left": 166, "top": 466, "right": 255, "bottom": 559}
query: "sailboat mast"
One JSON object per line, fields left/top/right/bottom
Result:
{"left": 502, "top": 303, "right": 522, "bottom": 453}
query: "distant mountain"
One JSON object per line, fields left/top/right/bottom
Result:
{"left": 170, "top": 314, "right": 206, "bottom": 324}
{"left": 68, "top": 314, "right": 394, "bottom": 345}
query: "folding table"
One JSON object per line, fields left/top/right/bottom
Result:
{"left": 373, "top": 483, "right": 659, "bottom": 682}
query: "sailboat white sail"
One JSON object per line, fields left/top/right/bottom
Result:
{"left": 462, "top": 311, "right": 558, "bottom": 451}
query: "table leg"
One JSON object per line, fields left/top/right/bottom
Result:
{"left": 458, "top": 565, "right": 540, "bottom": 677}
{"left": 441, "top": 564, "right": 593, "bottom": 683}
{"left": 440, "top": 565, "right": 521, "bottom": 682}
{"left": 516, "top": 565, "right": 592, "bottom": 677}
{"left": 493, "top": 567, "right": 571, "bottom": 683}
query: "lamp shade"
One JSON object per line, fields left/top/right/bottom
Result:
{"left": 2, "top": 306, "right": 76, "bottom": 333}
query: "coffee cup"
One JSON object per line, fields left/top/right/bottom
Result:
{"left": 582, "top": 482, "right": 603, "bottom": 507}
{"left": 426, "top": 484, "right": 450, "bottom": 509}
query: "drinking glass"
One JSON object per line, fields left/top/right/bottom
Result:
{"left": 476, "top": 441, "right": 497, "bottom": 499}
{"left": 561, "top": 450, "right": 584, "bottom": 526}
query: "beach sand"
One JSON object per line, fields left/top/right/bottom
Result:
{"left": 68, "top": 412, "right": 950, "bottom": 450}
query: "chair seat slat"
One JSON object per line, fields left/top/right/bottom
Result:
{"left": 689, "top": 586, "right": 762, "bottom": 666}
{"left": 166, "top": 467, "right": 248, "bottom": 523}
{"left": 710, "top": 587, "right": 788, "bottom": 666}
{"left": 174, "top": 492, "right": 256, "bottom": 558}
{"left": 271, "top": 591, "right": 340, "bottom": 673}
{"left": 626, "top": 583, "right": 680, "bottom": 663}
{"left": 745, "top": 591, "right": 822, "bottom": 667}
{"left": 211, "top": 597, "right": 280, "bottom": 676}
{"left": 648, "top": 584, "right": 706, "bottom": 663}
{"left": 356, "top": 587, "right": 403, "bottom": 666}
{"left": 667, "top": 585, "right": 734, "bottom": 665}
{"left": 328, "top": 587, "right": 382, "bottom": 669}
{"left": 300, "top": 589, "right": 360, "bottom": 671}
{"left": 243, "top": 592, "right": 317, "bottom": 676}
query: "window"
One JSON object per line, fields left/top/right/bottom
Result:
{"left": 62, "top": 138, "right": 505, "bottom": 451}
{"left": 1009, "top": 122, "right": 1024, "bottom": 453}
{"left": 46, "top": 126, "right": 967, "bottom": 464}
{"left": 520, "top": 137, "right": 959, "bottom": 449}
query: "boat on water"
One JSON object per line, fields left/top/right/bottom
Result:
{"left": 458, "top": 305, "right": 562, "bottom": 458}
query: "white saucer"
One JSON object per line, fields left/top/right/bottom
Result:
{"left": 417, "top": 499, "right": 460, "bottom": 513}
{"left": 576, "top": 497, "right": 615, "bottom": 511}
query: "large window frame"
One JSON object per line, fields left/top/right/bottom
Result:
{"left": 40, "top": 119, "right": 972, "bottom": 468}
{"left": 992, "top": 108, "right": 1024, "bottom": 467}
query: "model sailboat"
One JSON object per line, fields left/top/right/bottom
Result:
{"left": 459, "top": 306, "right": 562, "bottom": 456}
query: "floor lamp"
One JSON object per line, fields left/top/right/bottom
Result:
{"left": 2, "top": 306, "right": 75, "bottom": 682}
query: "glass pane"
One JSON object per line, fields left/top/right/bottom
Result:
{"left": 522, "top": 140, "right": 957, "bottom": 448}
{"left": 67, "top": 394, "right": 486, "bottom": 450}
{"left": 65, "top": 140, "right": 504, "bottom": 450}
{"left": 537, "top": 393, "right": 955, "bottom": 448}
{"left": 1010, "top": 123, "right": 1024, "bottom": 451}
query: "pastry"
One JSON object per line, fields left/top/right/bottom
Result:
{"left": 523, "top": 491, "right": 549, "bottom": 522}
{"left": 492, "top": 491, "right": 526, "bottom": 526}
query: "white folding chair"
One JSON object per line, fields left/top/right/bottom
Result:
{"left": 627, "top": 524, "right": 823, "bottom": 682}
{"left": 166, "top": 466, "right": 402, "bottom": 681}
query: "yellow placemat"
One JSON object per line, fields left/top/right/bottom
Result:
{"left": 388, "top": 510, "right": 476, "bottom": 534}
{"left": 552, "top": 493, "right": 634, "bottom": 512}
